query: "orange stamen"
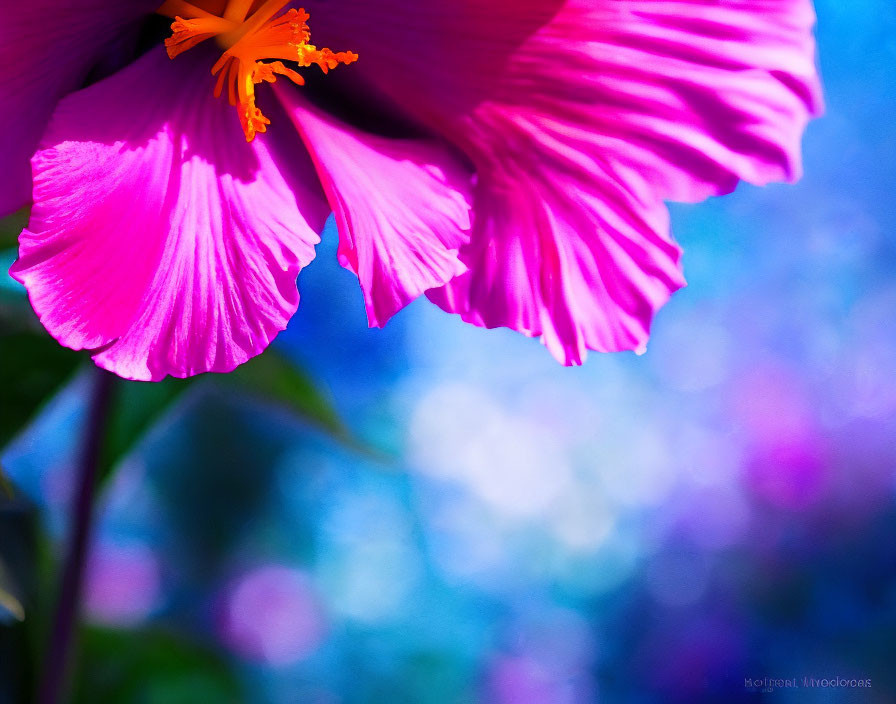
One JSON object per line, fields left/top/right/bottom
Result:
{"left": 158, "top": 1, "right": 357, "bottom": 141}
{"left": 165, "top": 15, "right": 235, "bottom": 58}
{"left": 157, "top": 0, "right": 224, "bottom": 20}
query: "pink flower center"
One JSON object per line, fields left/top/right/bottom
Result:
{"left": 156, "top": 0, "right": 357, "bottom": 141}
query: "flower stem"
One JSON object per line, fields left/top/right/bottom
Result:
{"left": 38, "top": 368, "right": 116, "bottom": 704}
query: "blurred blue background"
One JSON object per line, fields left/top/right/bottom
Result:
{"left": 3, "top": 0, "right": 895, "bottom": 702}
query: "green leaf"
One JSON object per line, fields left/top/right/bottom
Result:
{"left": 72, "top": 626, "right": 243, "bottom": 704}
{"left": 0, "top": 208, "right": 28, "bottom": 250}
{"left": 0, "top": 316, "right": 195, "bottom": 481}
{"left": 1, "top": 248, "right": 80, "bottom": 448}
{"left": 223, "top": 349, "right": 395, "bottom": 463}
{"left": 98, "top": 377, "right": 197, "bottom": 484}
{"left": 0, "top": 581, "right": 24, "bottom": 622}
{"left": 225, "top": 347, "right": 356, "bottom": 447}
{"left": 0, "top": 247, "right": 33, "bottom": 335}
{"left": 0, "top": 295, "right": 38, "bottom": 334}
{"left": 0, "top": 321, "right": 195, "bottom": 485}
{"left": 0, "top": 497, "right": 37, "bottom": 704}
{"left": 0, "top": 329, "right": 81, "bottom": 449}
{"left": 2, "top": 302, "right": 376, "bottom": 485}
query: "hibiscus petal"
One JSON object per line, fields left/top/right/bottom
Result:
{"left": 10, "top": 48, "right": 329, "bottom": 381}
{"left": 310, "top": 0, "right": 821, "bottom": 198}
{"left": 425, "top": 128, "right": 687, "bottom": 364}
{"left": 308, "top": 0, "right": 821, "bottom": 363}
{"left": 0, "top": 0, "right": 155, "bottom": 215}
{"left": 531, "top": 0, "right": 824, "bottom": 200}
{"left": 275, "top": 88, "right": 473, "bottom": 327}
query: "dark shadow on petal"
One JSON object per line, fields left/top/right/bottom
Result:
{"left": 300, "top": 0, "right": 566, "bottom": 134}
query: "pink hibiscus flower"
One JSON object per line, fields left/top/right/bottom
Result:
{"left": 3, "top": 0, "right": 822, "bottom": 381}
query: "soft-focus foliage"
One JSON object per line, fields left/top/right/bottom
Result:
{"left": 1, "top": 240, "right": 80, "bottom": 449}
{"left": 72, "top": 626, "right": 243, "bottom": 704}
{"left": 0, "top": 496, "right": 37, "bottom": 697}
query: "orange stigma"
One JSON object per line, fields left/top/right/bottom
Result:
{"left": 157, "top": 0, "right": 357, "bottom": 141}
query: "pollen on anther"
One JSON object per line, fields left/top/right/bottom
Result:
{"left": 162, "top": 5, "right": 356, "bottom": 141}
